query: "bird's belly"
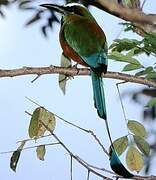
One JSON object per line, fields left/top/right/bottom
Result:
{"left": 61, "top": 42, "right": 88, "bottom": 67}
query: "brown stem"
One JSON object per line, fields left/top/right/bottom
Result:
{"left": 0, "top": 66, "right": 156, "bottom": 88}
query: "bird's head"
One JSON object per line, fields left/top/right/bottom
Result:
{"left": 40, "top": 3, "right": 94, "bottom": 20}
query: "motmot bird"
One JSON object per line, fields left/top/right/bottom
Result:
{"left": 41, "top": 3, "right": 108, "bottom": 120}
{"left": 40, "top": 3, "right": 134, "bottom": 178}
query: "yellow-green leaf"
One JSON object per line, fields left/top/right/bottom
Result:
{"left": 133, "top": 136, "right": 150, "bottom": 156}
{"left": 28, "top": 107, "right": 56, "bottom": 139}
{"left": 59, "top": 74, "right": 67, "bottom": 95}
{"left": 60, "top": 53, "right": 72, "bottom": 67}
{"left": 36, "top": 145, "right": 46, "bottom": 161}
{"left": 28, "top": 107, "right": 40, "bottom": 138}
{"left": 112, "top": 136, "right": 128, "bottom": 156}
{"left": 126, "top": 145, "right": 144, "bottom": 173}
{"left": 37, "top": 109, "right": 56, "bottom": 137}
{"left": 58, "top": 53, "right": 72, "bottom": 94}
{"left": 127, "top": 120, "right": 147, "bottom": 138}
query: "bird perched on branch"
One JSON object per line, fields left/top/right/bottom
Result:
{"left": 42, "top": 2, "right": 108, "bottom": 123}
{"left": 40, "top": 3, "right": 134, "bottom": 178}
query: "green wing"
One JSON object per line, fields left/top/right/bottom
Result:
{"left": 63, "top": 17, "right": 106, "bottom": 57}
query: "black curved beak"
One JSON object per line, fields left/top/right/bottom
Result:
{"left": 40, "top": 4, "right": 66, "bottom": 15}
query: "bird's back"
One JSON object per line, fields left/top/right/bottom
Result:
{"left": 60, "top": 14, "right": 107, "bottom": 69}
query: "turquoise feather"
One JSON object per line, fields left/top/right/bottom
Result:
{"left": 110, "top": 149, "right": 134, "bottom": 178}
{"left": 82, "top": 49, "right": 108, "bottom": 70}
{"left": 91, "top": 70, "right": 106, "bottom": 120}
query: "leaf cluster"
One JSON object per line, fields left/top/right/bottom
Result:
{"left": 109, "top": 32, "right": 156, "bottom": 79}
{"left": 112, "top": 120, "right": 150, "bottom": 173}
{"left": 10, "top": 107, "right": 56, "bottom": 172}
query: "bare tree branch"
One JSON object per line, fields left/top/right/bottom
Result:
{"left": 85, "top": 0, "right": 156, "bottom": 35}
{"left": 88, "top": 0, "right": 156, "bottom": 25}
{"left": 0, "top": 66, "right": 156, "bottom": 88}
{"left": 41, "top": 121, "right": 114, "bottom": 179}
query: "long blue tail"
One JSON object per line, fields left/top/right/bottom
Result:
{"left": 91, "top": 70, "right": 107, "bottom": 120}
{"left": 91, "top": 69, "right": 134, "bottom": 178}
{"left": 91, "top": 69, "right": 113, "bottom": 143}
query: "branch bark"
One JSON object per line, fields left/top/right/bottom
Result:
{"left": 0, "top": 66, "right": 156, "bottom": 88}
{"left": 85, "top": 0, "right": 156, "bottom": 35}
{"left": 88, "top": 0, "right": 156, "bottom": 25}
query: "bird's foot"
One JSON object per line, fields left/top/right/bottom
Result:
{"left": 72, "top": 63, "right": 80, "bottom": 75}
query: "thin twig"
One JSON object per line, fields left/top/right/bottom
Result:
{"left": 116, "top": 82, "right": 128, "bottom": 125}
{"left": 141, "top": 0, "right": 147, "bottom": 10}
{"left": 31, "top": 74, "right": 41, "bottom": 83}
{"left": 75, "top": 155, "right": 115, "bottom": 175}
{"left": 0, "top": 142, "right": 60, "bottom": 154}
{"left": 70, "top": 155, "right": 73, "bottom": 180}
{"left": 116, "top": 82, "right": 133, "bottom": 144}
{"left": 24, "top": 103, "right": 113, "bottom": 176}
{"left": 25, "top": 97, "right": 109, "bottom": 156}
{"left": 87, "top": 170, "right": 90, "bottom": 180}
{"left": 16, "top": 134, "right": 52, "bottom": 144}
{"left": 25, "top": 97, "right": 42, "bottom": 107}
{"left": 40, "top": 120, "right": 113, "bottom": 179}
{"left": 53, "top": 113, "right": 109, "bottom": 156}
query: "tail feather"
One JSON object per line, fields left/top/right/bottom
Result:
{"left": 91, "top": 70, "right": 106, "bottom": 120}
{"left": 91, "top": 70, "right": 134, "bottom": 178}
{"left": 91, "top": 69, "right": 112, "bottom": 144}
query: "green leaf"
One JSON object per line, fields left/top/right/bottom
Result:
{"left": 121, "top": 22, "right": 135, "bottom": 32}
{"left": 18, "top": 0, "right": 32, "bottom": 7}
{"left": 143, "top": 32, "right": 156, "bottom": 55}
{"left": 25, "top": 13, "right": 41, "bottom": 26}
{"left": 10, "top": 150, "right": 21, "bottom": 172}
{"left": 126, "top": 48, "right": 135, "bottom": 57}
{"left": 59, "top": 74, "right": 67, "bottom": 95}
{"left": 28, "top": 107, "right": 56, "bottom": 138}
{"left": 37, "top": 108, "right": 56, "bottom": 137}
{"left": 127, "top": 120, "right": 147, "bottom": 138}
{"left": 109, "top": 51, "right": 141, "bottom": 65}
{"left": 133, "top": 135, "right": 150, "bottom": 156}
{"left": 10, "top": 141, "right": 26, "bottom": 172}
{"left": 36, "top": 145, "right": 46, "bottom": 161}
{"left": 146, "top": 98, "right": 156, "bottom": 107}
{"left": 122, "top": 63, "right": 142, "bottom": 71}
{"left": 135, "top": 66, "right": 153, "bottom": 76}
{"left": 60, "top": 53, "right": 72, "bottom": 67}
{"left": 112, "top": 136, "right": 128, "bottom": 156}
{"left": 28, "top": 108, "right": 40, "bottom": 138}
{"left": 146, "top": 72, "right": 156, "bottom": 80}
{"left": 58, "top": 53, "right": 72, "bottom": 94}
{"left": 126, "top": 47, "right": 145, "bottom": 56}
{"left": 109, "top": 38, "right": 140, "bottom": 52}
{"left": 126, "top": 145, "right": 144, "bottom": 173}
